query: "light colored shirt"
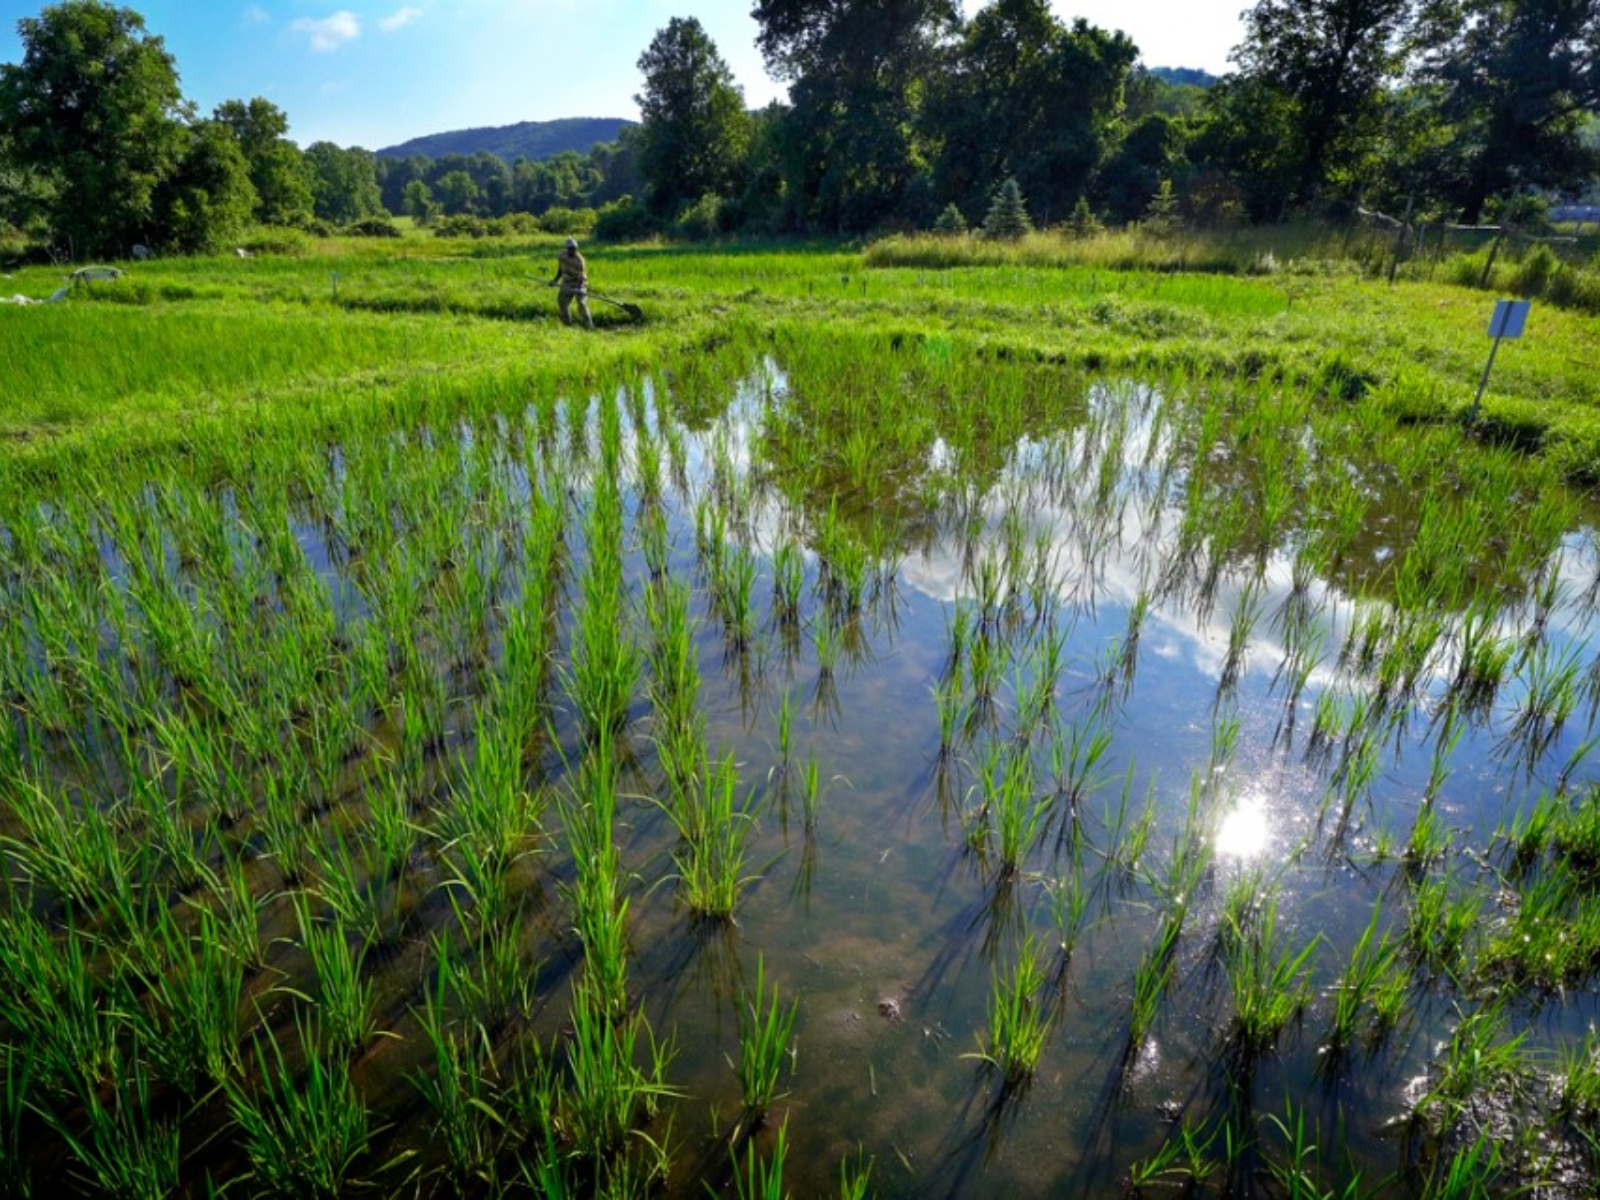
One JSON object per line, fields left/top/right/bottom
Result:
{"left": 554, "top": 251, "right": 587, "bottom": 290}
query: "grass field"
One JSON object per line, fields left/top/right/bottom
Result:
{"left": 2, "top": 228, "right": 1600, "bottom": 1199}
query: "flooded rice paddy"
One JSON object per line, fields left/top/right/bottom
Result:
{"left": 4, "top": 340, "right": 1600, "bottom": 1197}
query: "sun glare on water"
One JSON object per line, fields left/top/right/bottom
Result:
{"left": 1214, "top": 794, "right": 1272, "bottom": 859}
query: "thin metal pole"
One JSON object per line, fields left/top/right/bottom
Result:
{"left": 1469, "top": 334, "right": 1503, "bottom": 423}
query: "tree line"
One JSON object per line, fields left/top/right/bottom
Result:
{"left": 2, "top": 0, "right": 1596, "bottom": 259}
{"left": 637, "top": 0, "right": 1598, "bottom": 234}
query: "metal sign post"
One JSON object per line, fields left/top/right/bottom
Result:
{"left": 1468, "top": 299, "right": 1530, "bottom": 423}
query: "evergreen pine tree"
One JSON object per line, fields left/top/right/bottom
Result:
{"left": 1066, "top": 195, "right": 1104, "bottom": 239}
{"left": 1142, "top": 179, "right": 1181, "bottom": 237}
{"left": 933, "top": 202, "right": 968, "bottom": 235}
{"left": 982, "top": 177, "right": 1032, "bottom": 240}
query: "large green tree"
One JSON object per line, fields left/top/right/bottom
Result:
{"left": 155, "top": 118, "right": 256, "bottom": 252}
{"left": 434, "top": 169, "right": 480, "bottom": 216}
{"left": 752, "top": 0, "right": 957, "bottom": 230}
{"left": 1230, "top": 0, "right": 1411, "bottom": 205}
{"left": 303, "top": 141, "right": 384, "bottom": 223}
{"left": 926, "top": 0, "right": 1137, "bottom": 224}
{"left": 0, "top": 0, "right": 189, "bottom": 256}
{"left": 1188, "top": 74, "right": 1303, "bottom": 219}
{"left": 1415, "top": 0, "right": 1600, "bottom": 218}
{"left": 213, "top": 97, "right": 312, "bottom": 226}
{"left": 635, "top": 17, "right": 751, "bottom": 216}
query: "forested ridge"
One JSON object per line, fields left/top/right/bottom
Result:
{"left": 375, "top": 118, "right": 634, "bottom": 166}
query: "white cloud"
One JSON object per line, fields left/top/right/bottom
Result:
{"left": 379, "top": 7, "right": 424, "bottom": 32}
{"left": 243, "top": 5, "right": 270, "bottom": 26}
{"left": 291, "top": 11, "right": 361, "bottom": 52}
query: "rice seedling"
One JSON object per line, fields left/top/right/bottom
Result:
{"left": 0, "top": 1045, "right": 31, "bottom": 1200}
{"left": 772, "top": 687, "right": 796, "bottom": 784}
{"left": 295, "top": 896, "right": 383, "bottom": 1059}
{"left": 362, "top": 765, "right": 420, "bottom": 882}
{"left": 1404, "top": 802, "right": 1452, "bottom": 875}
{"left": 307, "top": 825, "right": 392, "bottom": 950}
{"left": 1214, "top": 868, "right": 1267, "bottom": 960}
{"left": 1263, "top": 1102, "right": 1380, "bottom": 1200}
{"left": 45, "top": 1058, "right": 180, "bottom": 1200}
{"left": 968, "top": 931, "right": 1052, "bottom": 1087}
{"left": 729, "top": 1116, "right": 790, "bottom": 1200}
{"left": 2, "top": 774, "right": 133, "bottom": 913}
{"left": 566, "top": 478, "right": 642, "bottom": 742}
{"left": 560, "top": 978, "right": 678, "bottom": 1165}
{"left": 259, "top": 762, "right": 314, "bottom": 885}
{"left": 436, "top": 912, "right": 540, "bottom": 1034}
{"left": 442, "top": 710, "right": 543, "bottom": 874}
{"left": 411, "top": 969, "right": 508, "bottom": 1192}
{"left": 732, "top": 955, "right": 799, "bottom": 1124}
{"left": 1219, "top": 574, "right": 1267, "bottom": 694}
{"left": 772, "top": 537, "right": 805, "bottom": 631}
{"left": 811, "top": 613, "right": 841, "bottom": 682}
{"left": 798, "top": 755, "right": 825, "bottom": 830}
{"left": 670, "top": 751, "right": 764, "bottom": 921}
{"left": 1103, "top": 768, "right": 1157, "bottom": 877}
{"left": 932, "top": 674, "right": 965, "bottom": 761}
{"left": 1415, "top": 1005, "right": 1530, "bottom": 1133}
{"left": 1040, "top": 856, "right": 1093, "bottom": 964}
{"left": 124, "top": 906, "right": 245, "bottom": 1093}
{"left": 1127, "top": 1119, "right": 1221, "bottom": 1196}
{"left": 1417, "top": 1133, "right": 1506, "bottom": 1200}
{"left": 1323, "top": 901, "right": 1402, "bottom": 1057}
{"left": 225, "top": 1020, "right": 375, "bottom": 1200}
{"left": 1129, "top": 914, "right": 1180, "bottom": 1047}
{"left": 1405, "top": 876, "right": 1480, "bottom": 978}
{"left": 1504, "top": 637, "right": 1586, "bottom": 765}
{"left": 1224, "top": 891, "right": 1318, "bottom": 1059}
{"left": 836, "top": 1151, "right": 873, "bottom": 1200}
{"left": 721, "top": 540, "right": 760, "bottom": 653}
{"left": 1448, "top": 604, "right": 1517, "bottom": 720}
{"left": 7, "top": 919, "right": 124, "bottom": 1095}
{"left": 561, "top": 744, "right": 631, "bottom": 1022}
{"left": 645, "top": 576, "right": 703, "bottom": 756}
{"left": 1050, "top": 710, "right": 1115, "bottom": 815}
{"left": 201, "top": 851, "right": 268, "bottom": 970}
{"left": 982, "top": 739, "right": 1048, "bottom": 877}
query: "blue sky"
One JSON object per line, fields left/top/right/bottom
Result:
{"left": 0, "top": 1, "right": 1246, "bottom": 150}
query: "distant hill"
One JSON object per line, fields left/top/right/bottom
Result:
{"left": 377, "top": 117, "right": 634, "bottom": 162}
{"left": 1148, "top": 67, "right": 1221, "bottom": 88}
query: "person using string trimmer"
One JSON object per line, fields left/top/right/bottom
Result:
{"left": 548, "top": 237, "right": 593, "bottom": 330}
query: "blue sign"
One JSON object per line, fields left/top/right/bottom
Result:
{"left": 1487, "top": 299, "right": 1530, "bottom": 339}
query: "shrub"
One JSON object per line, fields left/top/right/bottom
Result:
{"left": 674, "top": 193, "right": 724, "bottom": 241}
{"left": 432, "top": 214, "right": 488, "bottom": 239}
{"left": 537, "top": 206, "right": 596, "bottom": 236}
{"left": 239, "top": 227, "right": 311, "bottom": 256}
{"left": 345, "top": 218, "right": 401, "bottom": 238}
{"left": 1546, "top": 265, "right": 1600, "bottom": 312}
{"left": 593, "top": 196, "right": 656, "bottom": 242}
{"left": 1442, "top": 252, "right": 1488, "bottom": 289}
{"left": 1509, "top": 244, "right": 1560, "bottom": 297}
{"left": 491, "top": 212, "right": 541, "bottom": 236}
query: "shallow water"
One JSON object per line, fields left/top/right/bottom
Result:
{"left": 4, "top": 350, "right": 1600, "bottom": 1197}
